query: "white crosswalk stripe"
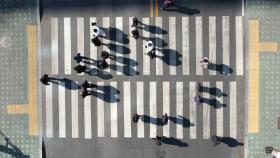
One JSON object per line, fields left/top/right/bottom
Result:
{"left": 71, "top": 81, "right": 79, "bottom": 138}
{"left": 47, "top": 16, "right": 244, "bottom": 76}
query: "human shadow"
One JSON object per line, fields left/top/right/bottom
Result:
{"left": 86, "top": 68, "right": 113, "bottom": 80}
{"left": 86, "top": 84, "right": 120, "bottom": 103}
{"left": 142, "top": 24, "right": 168, "bottom": 35}
{"left": 157, "top": 49, "right": 182, "bottom": 66}
{"left": 101, "top": 27, "right": 129, "bottom": 44}
{"left": 0, "top": 131, "right": 30, "bottom": 158}
{"left": 141, "top": 115, "right": 164, "bottom": 126}
{"left": 163, "top": 5, "right": 200, "bottom": 15}
{"left": 220, "top": 137, "right": 244, "bottom": 147}
{"left": 140, "top": 36, "right": 168, "bottom": 48}
{"left": 208, "top": 63, "right": 233, "bottom": 75}
{"left": 169, "top": 115, "right": 194, "bottom": 128}
{"left": 109, "top": 64, "right": 139, "bottom": 76}
{"left": 161, "top": 137, "right": 188, "bottom": 147}
{"left": 59, "top": 78, "right": 80, "bottom": 90}
{"left": 200, "top": 98, "right": 226, "bottom": 109}
{"left": 102, "top": 43, "right": 131, "bottom": 54}
{"left": 111, "top": 55, "right": 138, "bottom": 67}
{"left": 199, "top": 86, "right": 227, "bottom": 97}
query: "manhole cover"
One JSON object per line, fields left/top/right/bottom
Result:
{"left": 0, "top": 36, "right": 12, "bottom": 48}
{"left": 156, "top": 150, "right": 166, "bottom": 158}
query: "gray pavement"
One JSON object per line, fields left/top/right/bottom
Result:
{"left": 40, "top": 0, "right": 245, "bottom": 158}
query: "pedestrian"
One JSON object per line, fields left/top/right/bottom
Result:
{"left": 92, "top": 22, "right": 106, "bottom": 37}
{"left": 161, "top": 0, "right": 175, "bottom": 10}
{"left": 131, "top": 28, "right": 140, "bottom": 39}
{"left": 193, "top": 94, "right": 202, "bottom": 104}
{"left": 266, "top": 147, "right": 274, "bottom": 154}
{"left": 196, "top": 82, "right": 202, "bottom": 93}
{"left": 40, "top": 74, "right": 49, "bottom": 85}
{"left": 91, "top": 36, "right": 102, "bottom": 46}
{"left": 73, "top": 52, "right": 83, "bottom": 64}
{"left": 81, "top": 80, "right": 96, "bottom": 89}
{"left": 154, "top": 136, "right": 164, "bottom": 146}
{"left": 80, "top": 86, "right": 88, "bottom": 98}
{"left": 200, "top": 57, "right": 210, "bottom": 69}
{"left": 132, "top": 113, "right": 142, "bottom": 123}
{"left": 101, "top": 51, "right": 110, "bottom": 60}
{"left": 97, "top": 59, "right": 109, "bottom": 69}
{"left": 74, "top": 64, "right": 87, "bottom": 73}
{"left": 211, "top": 135, "right": 222, "bottom": 146}
{"left": 161, "top": 113, "right": 168, "bottom": 125}
{"left": 131, "top": 17, "right": 143, "bottom": 28}
{"left": 144, "top": 41, "right": 156, "bottom": 58}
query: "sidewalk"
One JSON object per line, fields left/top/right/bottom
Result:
{"left": 247, "top": 0, "right": 280, "bottom": 158}
{"left": 0, "top": 0, "right": 40, "bottom": 158}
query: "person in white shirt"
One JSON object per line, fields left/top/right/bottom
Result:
{"left": 144, "top": 41, "right": 156, "bottom": 58}
{"left": 92, "top": 22, "right": 106, "bottom": 37}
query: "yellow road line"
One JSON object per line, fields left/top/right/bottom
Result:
{"left": 248, "top": 20, "right": 278, "bottom": 133}
{"left": 6, "top": 26, "right": 38, "bottom": 136}
{"left": 150, "top": 0, "right": 154, "bottom": 17}
{"left": 155, "top": 0, "right": 159, "bottom": 17}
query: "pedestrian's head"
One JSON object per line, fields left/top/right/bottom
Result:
{"left": 93, "top": 29, "right": 98, "bottom": 33}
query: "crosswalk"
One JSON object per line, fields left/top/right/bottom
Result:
{"left": 43, "top": 81, "right": 241, "bottom": 139}
{"left": 43, "top": 16, "right": 244, "bottom": 76}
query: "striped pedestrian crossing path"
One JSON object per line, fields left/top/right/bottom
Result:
{"left": 42, "top": 81, "right": 240, "bottom": 139}
{"left": 43, "top": 16, "right": 244, "bottom": 76}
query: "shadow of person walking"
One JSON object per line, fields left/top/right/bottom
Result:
{"left": 208, "top": 63, "right": 233, "bottom": 75}
{"left": 161, "top": 137, "right": 189, "bottom": 147}
{"left": 169, "top": 115, "right": 194, "bottom": 128}
{"left": 220, "top": 137, "right": 244, "bottom": 147}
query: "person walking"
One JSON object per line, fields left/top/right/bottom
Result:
{"left": 92, "top": 22, "right": 106, "bottom": 37}
{"left": 154, "top": 136, "right": 164, "bottom": 146}
{"left": 131, "top": 17, "right": 143, "bottom": 28}
{"left": 74, "top": 64, "right": 88, "bottom": 73}
{"left": 91, "top": 36, "right": 102, "bottom": 46}
{"left": 73, "top": 52, "right": 83, "bottom": 64}
{"left": 200, "top": 57, "right": 210, "bottom": 69}
{"left": 193, "top": 94, "right": 202, "bottom": 105}
{"left": 132, "top": 113, "right": 142, "bottom": 123}
{"left": 161, "top": 113, "right": 169, "bottom": 125}
{"left": 97, "top": 58, "right": 109, "bottom": 69}
{"left": 211, "top": 135, "right": 222, "bottom": 146}
{"left": 40, "top": 74, "right": 61, "bottom": 85}
{"left": 144, "top": 41, "right": 156, "bottom": 58}
{"left": 101, "top": 51, "right": 110, "bottom": 60}
{"left": 161, "top": 0, "right": 175, "bottom": 10}
{"left": 131, "top": 28, "right": 140, "bottom": 39}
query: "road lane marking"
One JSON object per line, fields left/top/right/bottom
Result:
{"left": 222, "top": 16, "right": 230, "bottom": 73}
{"left": 64, "top": 17, "right": 71, "bottom": 74}
{"left": 156, "top": 17, "right": 163, "bottom": 75}
{"left": 189, "top": 82, "right": 196, "bottom": 139}
{"left": 137, "top": 82, "right": 144, "bottom": 138}
{"left": 169, "top": 17, "right": 177, "bottom": 75}
{"left": 46, "top": 84, "right": 53, "bottom": 137}
{"left": 103, "top": 17, "right": 110, "bottom": 73}
{"left": 142, "top": 18, "right": 150, "bottom": 75}
{"left": 129, "top": 17, "right": 137, "bottom": 74}
{"left": 111, "top": 82, "right": 118, "bottom": 137}
{"left": 209, "top": 16, "right": 216, "bottom": 75}
{"left": 97, "top": 82, "right": 105, "bottom": 137}
{"left": 84, "top": 89, "right": 92, "bottom": 139}
{"left": 203, "top": 82, "right": 210, "bottom": 139}
{"left": 176, "top": 82, "right": 183, "bottom": 139}
{"left": 71, "top": 81, "right": 79, "bottom": 138}
{"left": 116, "top": 17, "right": 124, "bottom": 75}
{"left": 58, "top": 83, "right": 66, "bottom": 138}
{"left": 216, "top": 81, "right": 223, "bottom": 136}
{"left": 163, "top": 82, "right": 170, "bottom": 137}
{"left": 150, "top": 82, "right": 157, "bottom": 138}
{"left": 196, "top": 17, "right": 203, "bottom": 75}
{"left": 236, "top": 16, "right": 244, "bottom": 76}
{"left": 182, "top": 17, "right": 190, "bottom": 75}
{"left": 230, "top": 81, "right": 237, "bottom": 139}
{"left": 51, "top": 18, "right": 58, "bottom": 74}
{"left": 77, "top": 17, "right": 85, "bottom": 75}
{"left": 90, "top": 17, "right": 97, "bottom": 71}
{"left": 124, "top": 82, "right": 131, "bottom": 137}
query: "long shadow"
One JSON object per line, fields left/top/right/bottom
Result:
{"left": 141, "top": 115, "right": 164, "bottom": 126}
{"left": 220, "top": 137, "right": 244, "bottom": 147}
{"left": 164, "top": 5, "right": 200, "bottom": 15}
{"left": 199, "top": 86, "right": 227, "bottom": 97}
{"left": 200, "top": 98, "right": 226, "bottom": 109}
{"left": 158, "top": 49, "right": 182, "bottom": 66}
{"left": 101, "top": 27, "right": 129, "bottom": 44}
{"left": 142, "top": 24, "right": 168, "bottom": 35}
{"left": 169, "top": 115, "right": 194, "bottom": 128}
{"left": 208, "top": 63, "right": 233, "bottom": 75}
{"left": 109, "top": 64, "right": 139, "bottom": 76}
{"left": 140, "top": 36, "right": 168, "bottom": 48}
{"left": 111, "top": 55, "right": 138, "bottom": 67}
{"left": 102, "top": 43, "right": 131, "bottom": 54}
{"left": 86, "top": 68, "right": 113, "bottom": 80}
{"left": 87, "top": 84, "right": 120, "bottom": 103}
{"left": 60, "top": 78, "right": 80, "bottom": 90}
{"left": 42, "top": 140, "right": 46, "bottom": 158}
{"left": 161, "top": 137, "right": 188, "bottom": 147}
